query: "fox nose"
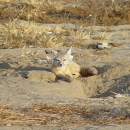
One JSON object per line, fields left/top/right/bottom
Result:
{"left": 59, "top": 64, "right": 62, "bottom": 66}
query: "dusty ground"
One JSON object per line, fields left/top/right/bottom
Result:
{"left": 0, "top": 0, "right": 130, "bottom": 129}
{"left": 0, "top": 24, "right": 130, "bottom": 129}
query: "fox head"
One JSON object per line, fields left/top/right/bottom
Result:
{"left": 52, "top": 47, "right": 72, "bottom": 67}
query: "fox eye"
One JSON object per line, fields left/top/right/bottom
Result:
{"left": 56, "top": 59, "right": 59, "bottom": 62}
{"left": 63, "top": 59, "right": 66, "bottom": 61}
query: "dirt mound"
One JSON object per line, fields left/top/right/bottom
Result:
{"left": 79, "top": 62, "right": 130, "bottom": 97}
{"left": 27, "top": 70, "right": 56, "bottom": 82}
{"left": 15, "top": 61, "right": 130, "bottom": 98}
{"left": 0, "top": 48, "right": 130, "bottom": 101}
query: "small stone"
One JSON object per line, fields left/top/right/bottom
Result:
{"left": 46, "top": 31, "right": 52, "bottom": 36}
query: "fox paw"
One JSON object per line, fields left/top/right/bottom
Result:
{"left": 65, "top": 77, "right": 73, "bottom": 83}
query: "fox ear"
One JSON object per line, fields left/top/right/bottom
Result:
{"left": 51, "top": 50, "right": 58, "bottom": 57}
{"left": 66, "top": 46, "right": 72, "bottom": 55}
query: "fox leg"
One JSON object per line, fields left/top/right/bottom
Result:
{"left": 56, "top": 74, "right": 73, "bottom": 83}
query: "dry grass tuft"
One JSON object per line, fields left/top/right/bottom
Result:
{"left": 99, "top": 27, "right": 115, "bottom": 32}
{"left": 0, "top": 20, "right": 65, "bottom": 48}
{"left": 0, "top": 0, "right": 130, "bottom": 25}
{"left": 71, "top": 26, "right": 91, "bottom": 41}
{"left": 0, "top": 104, "right": 130, "bottom": 126}
{"left": 92, "top": 31, "right": 113, "bottom": 43}
{"left": 0, "top": 0, "right": 130, "bottom": 49}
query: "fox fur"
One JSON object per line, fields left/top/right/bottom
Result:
{"left": 51, "top": 47, "right": 98, "bottom": 82}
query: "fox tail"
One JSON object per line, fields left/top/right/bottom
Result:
{"left": 80, "top": 66, "right": 99, "bottom": 77}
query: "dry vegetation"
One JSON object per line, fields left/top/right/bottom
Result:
{"left": 91, "top": 31, "right": 113, "bottom": 41}
{"left": 0, "top": 0, "right": 130, "bottom": 49}
{"left": 0, "top": 0, "right": 129, "bottom": 25}
{"left": 0, "top": 104, "right": 130, "bottom": 126}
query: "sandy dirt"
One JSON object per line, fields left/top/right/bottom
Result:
{"left": 0, "top": 24, "right": 130, "bottom": 129}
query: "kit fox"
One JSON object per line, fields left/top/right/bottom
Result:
{"left": 51, "top": 47, "right": 98, "bottom": 82}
